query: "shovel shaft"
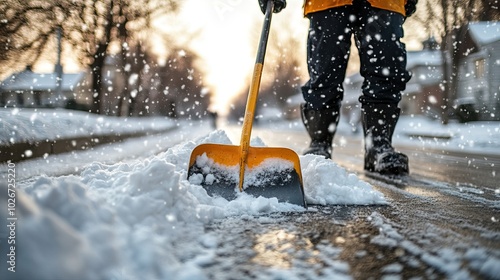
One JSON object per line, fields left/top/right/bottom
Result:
{"left": 188, "top": 0, "right": 306, "bottom": 207}
{"left": 238, "top": 0, "right": 274, "bottom": 191}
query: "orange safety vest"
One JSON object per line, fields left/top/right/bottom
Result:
{"left": 304, "top": 0, "right": 406, "bottom": 16}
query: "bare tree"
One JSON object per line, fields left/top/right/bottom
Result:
{"left": 0, "top": 1, "right": 69, "bottom": 74}
{"left": 0, "top": 0, "right": 179, "bottom": 114}
{"left": 123, "top": 42, "right": 149, "bottom": 116}
{"left": 259, "top": 33, "right": 303, "bottom": 120}
{"left": 230, "top": 21, "right": 304, "bottom": 122}
{"left": 65, "top": 0, "right": 178, "bottom": 114}
{"left": 158, "top": 48, "right": 211, "bottom": 120}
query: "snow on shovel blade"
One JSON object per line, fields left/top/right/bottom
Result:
{"left": 187, "top": 144, "right": 307, "bottom": 207}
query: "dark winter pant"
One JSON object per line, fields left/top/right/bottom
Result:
{"left": 301, "top": 1, "right": 410, "bottom": 110}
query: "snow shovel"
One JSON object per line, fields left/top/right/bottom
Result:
{"left": 187, "top": 0, "right": 306, "bottom": 207}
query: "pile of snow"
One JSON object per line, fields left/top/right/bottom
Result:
{"left": 1, "top": 130, "right": 385, "bottom": 280}
{"left": 0, "top": 108, "right": 176, "bottom": 145}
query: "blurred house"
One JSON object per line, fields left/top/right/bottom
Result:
{"left": 278, "top": 22, "right": 500, "bottom": 124}
{"left": 343, "top": 22, "right": 500, "bottom": 123}
{"left": 0, "top": 65, "right": 92, "bottom": 109}
{"left": 402, "top": 37, "right": 443, "bottom": 118}
{"left": 453, "top": 22, "right": 500, "bottom": 121}
{"left": 343, "top": 37, "right": 443, "bottom": 123}
{"left": 0, "top": 56, "right": 129, "bottom": 113}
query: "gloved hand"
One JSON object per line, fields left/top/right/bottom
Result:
{"left": 258, "top": 0, "right": 286, "bottom": 14}
{"left": 405, "top": 0, "right": 418, "bottom": 17}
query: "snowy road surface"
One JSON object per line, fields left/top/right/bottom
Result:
{"left": 219, "top": 124, "right": 500, "bottom": 279}
{"left": 1, "top": 115, "right": 499, "bottom": 280}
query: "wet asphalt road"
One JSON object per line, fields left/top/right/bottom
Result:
{"left": 208, "top": 125, "right": 500, "bottom": 279}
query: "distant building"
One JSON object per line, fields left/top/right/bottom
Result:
{"left": 284, "top": 37, "right": 445, "bottom": 127}
{"left": 402, "top": 36, "right": 443, "bottom": 118}
{"left": 453, "top": 22, "right": 500, "bottom": 121}
{"left": 0, "top": 65, "right": 92, "bottom": 109}
{"left": 343, "top": 22, "right": 500, "bottom": 123}
{"left": 343, "top": 37, "right": 443, "bottom": 121}
{"left": 266, "top": 22, "right": 500, "bottom": 123}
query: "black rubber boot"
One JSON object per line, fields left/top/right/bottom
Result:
{"left": 301, "top": 103, "right": 340, "bottom": 159}
{"left": 362, "top": 103, "right": 409, "bottom": 175}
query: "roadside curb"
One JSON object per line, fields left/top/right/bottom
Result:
{"left": 0, "top": 127, "right": 177, "bottom": 163}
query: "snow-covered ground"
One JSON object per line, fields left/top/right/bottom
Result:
{"left": 0, "top": 108, "right": 176, "bottom": 145}
{"left": 1, "top": 108, "right": 499, "bottom": 279}
{"left": 395, "top": 116, "right": 500, "bottom": 156}
{"left": 255, "top": 111, "right": 500, "bottom": 156}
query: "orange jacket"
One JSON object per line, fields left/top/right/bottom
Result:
{"left": 304, "top": 0, "right": 406, "bottom": 16}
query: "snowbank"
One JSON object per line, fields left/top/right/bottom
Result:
{"left": 1, "top": 130, "right": 385, "bottom": 280}
{"left": 0, "top": 108, "right": 176, "bottom": 145}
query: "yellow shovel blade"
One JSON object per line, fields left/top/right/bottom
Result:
{"left": 187, "top": 143, "right": 306, "bottom": 207}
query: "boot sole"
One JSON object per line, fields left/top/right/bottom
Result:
{"left": 365, "top": 153, "right": 409, "bottom": 175}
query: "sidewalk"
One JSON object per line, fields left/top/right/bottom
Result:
{"left": 0, "top": 108, "right": 177, "bottom": 163}
{"left": 1, "top": 128, "right": 177, "bottom": 163}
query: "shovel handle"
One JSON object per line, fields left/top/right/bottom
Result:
{"left": 238, "top": 0, "right": 274, "bottom": 191}
{"left": 241, "top": 0, "right": 273, "bottom": 147}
